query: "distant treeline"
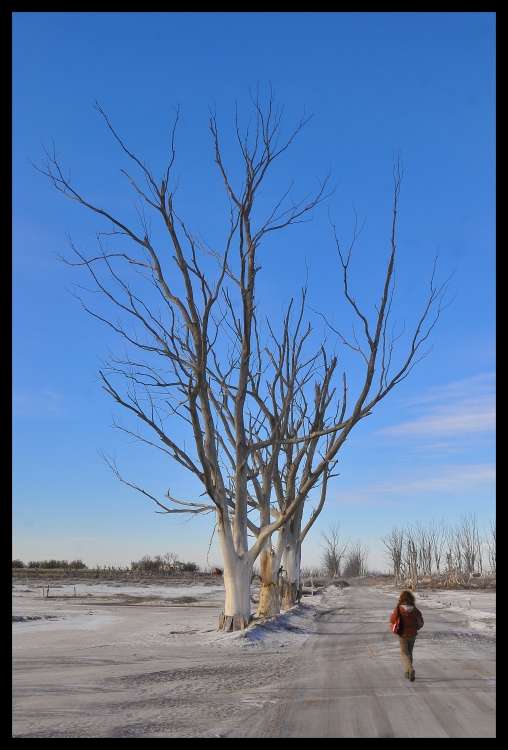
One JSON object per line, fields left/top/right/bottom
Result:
{"left": 381, "top": 514, "right": 496, "bottom": 587}
{"left": 12, "top": 553, "right": 200, "bottom": 573}
{"left": 12, "top": 559, "right": 87, "bottom": 570}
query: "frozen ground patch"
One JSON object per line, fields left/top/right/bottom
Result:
{"left": 12, "top": 582, "right": 225, "bottom": 599}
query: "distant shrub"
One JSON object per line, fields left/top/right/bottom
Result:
{"left": 179, "top": 561, "right": 199, "bottom": 572}
{"left": 43, "top": 560, "right": 61, "bottom": 569}
{"left": 131, "top": 555, "right": 158, "bottom": 572}
{"left": 69, "top": 559, "right": 87, "bottom": 569}
{"left": 12, "top": 559, "right": 24, "bottom": 568}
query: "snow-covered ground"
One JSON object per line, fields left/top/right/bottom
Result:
{"left": 12, "top": 579, "right": 495, "bottom": 737}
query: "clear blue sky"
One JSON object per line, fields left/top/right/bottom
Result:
{"left": 13, "top": 12, "right": 495, "bottom": 571}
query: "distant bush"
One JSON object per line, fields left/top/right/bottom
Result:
{"left": 131, "top": 555, "right": 159, "bottom": 572}
{"left": 41, "top": 560, "right": 62, "bottom": 569}
{"left": 179, "top": 561, "right": 199, "bottom": 572}
{"left": 12, "top": 559, "right": 24, "bottom": 568}
{"left": 69, "top": 559, "right": 87, "bottom": 569}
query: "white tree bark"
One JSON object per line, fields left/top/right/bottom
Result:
{"left": 219, "top": 533, "right": 252, "bottom": 630}
{"left": 281, "top": 536, "right": 302, "bottom": 610}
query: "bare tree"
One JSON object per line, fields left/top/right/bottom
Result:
{"left": 319, "top": 522, "right": 350, "bottom": 578}
{"left": 343, "top": 540, "right": 369, "bottom": 578}
{"left": 485, "top": 520, "right": 496, "bottom": 575}
{"left": 163, "top": 552, "right": 179, "bottom": 568}
{"left": 383, "top": 517, "right": 492, "bottom": 588}
{"left": 34, "top": 92, "right": 333, "bottom": 629}
{"left": 403, "top": 530, "right": 419, "bottom": 591}
{"left": 414, "top": 521, "right": 433, "bottom": 577}
{"left": 35, "top": 91, "right": 451, "bottom": 628}
{"left": 443, "top": 527, "right": 459, "bottom": 586}
{"left": 457, "top": 513, "right": 483, "bottom": 575}
{"left": 381, "top": 526, "right": 405, "bottom": 585}
{"left": 439, "top": 513, "right": 483, "bottom": 586}
{"left": 428, "top": 520, "right": 447, "bottom": 576}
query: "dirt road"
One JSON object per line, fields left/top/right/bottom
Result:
{"left": 247, "top": 586, "right": 495, "bottom": 738}
{"left": 12, "top": 581, "right": 495, "bottom": 737}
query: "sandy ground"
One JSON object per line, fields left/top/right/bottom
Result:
{"left": 12, "top": 579, "right": 495, "bottom": 738}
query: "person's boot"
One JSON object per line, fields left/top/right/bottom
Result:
{"left": 404, "top": 666, "right": 410, "bottom": 679}
{"left": 409, "top": 667, "right": 415, "bottom": 682}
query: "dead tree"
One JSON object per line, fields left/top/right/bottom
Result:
{"left": 439, "top": 515, "right": 483, "bottom": 586}
{"left": 319, "top": 522, "right": 350, "bottom": 578}
{"left": 443, "top": 524, "right": 464, "bottom": 586}
{"left": 414, "top": 521, "right": 433, "bottom": 578}
{"left": 403, "top": 530, "right": 419, "bottom": 591}
{"left": 34, "top": 92, "right": 333, "bottom": 630}
{"left": 35, "top": 92, "right": 451, "bottom": 627}
{"left": 485, "top": 520, "right": 496, "bottom": 576}
{"left": 343, "top": 540, "right": 370, "bottom": 578}
{"left": 429, "top": 520, "right": 447, "bottom": 576}
{"left": 457, "top": 513, "right": 483, "bottom": 575}
{"left": 381, "top": 526, "right": 405, "bottom": 585}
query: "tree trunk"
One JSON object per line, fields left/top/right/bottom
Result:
{"left": 256, "top": 540, "right": 282, "bottom": 617}
{"left": 281, "top": 538, "right": 301, "bottom": 609}
{"left": 256, "top": 523, "right": 289, "bottom": 618}
{"left": 218, "top": 526, "right": 252, "bottom": 631}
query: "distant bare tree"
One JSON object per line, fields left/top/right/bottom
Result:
{"left": 382, "top": 517, "right": 494, "bottom": 588}
{"left": 402, "top": 528, "right": 419, "bottom": 591}
{"left": 457, "top": 513, "right": 483, "bottom": 575}
{"left": 443, "top": 536, "right": 460, "bottom": 586}
{"left": 163, "top": 552, "right": 179, "bottom": 568}
{"left": 440, "top": 514, "right": 483, "bottom": 585}
{"left": 343, "top": 540, "right": 369, "bottom": 577}
{"left": 319, "top": 522, "right": 350, "bottom": 578}
{"left": 485, "top": 520, "right": 496, "bottom": 575}
{"left": 414, "top": 521, "right": 433, "bottom": 577}
{"left": 428, "top": 520, "right": 447, "bottom": 576}
{"left": 381, "top": 526, "right": 405, "bottom": 585}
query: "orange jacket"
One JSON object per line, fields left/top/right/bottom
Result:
{"left": 390, "top": 604, "right": 424, "bottom": 637}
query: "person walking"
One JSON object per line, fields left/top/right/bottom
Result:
{"left": 390, "top": 590, "right": 424, "bottom": 681}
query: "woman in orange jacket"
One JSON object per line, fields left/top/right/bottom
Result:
{"left": 390, "top": 589, "right": 424, "bottom": 681}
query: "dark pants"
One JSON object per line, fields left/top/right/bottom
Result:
{"left": 398, "top": 636, "right": 416, "bottom": 671}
